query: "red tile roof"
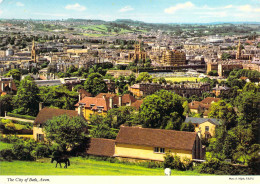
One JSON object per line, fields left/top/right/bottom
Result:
{"left": 131, "top": 100, "right": 143, "bottom": 110}
{"left": 86, "top": 138, "right": 115, "bottom": 157}
{"left": 75, "top": 96, "right": 110, "bottom": 111}
{"left": 188, "top": 101, "right": 201, "bottom": 109}
{"left": 0, "top": 80, "right": 17, "bottom": 93}
{"left": 115, "top": 126, "right": 197, "bottom": 151}
{"left": 34, "top": 107, "right": 78, "bottom": 124}
{"left": 79, "top": 89, "right": 92, "bottom": 98}
{"left": 201, "top": 97, "right": 220, "bottom": 104}
{"left": 75, "top": 93, "right": 137, "bottom": 111}
{"left": 122, "top": 94, "right": 137, "bottom": 104}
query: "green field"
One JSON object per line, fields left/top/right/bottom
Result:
{"left": 165, "top": 77, "right": 201, "bottom": 82}
{"left": 0, "top": 157, "right": 206, "bottom": 176}
{"left": 80, "top": 24, "right": 146, "bottom": 37}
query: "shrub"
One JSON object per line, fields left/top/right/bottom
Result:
{"left": 12, "top": 139, "right": 37, "bottom": 161}
{"left": 183, "top": 157, "right": 193, "bottom": 170}
{"left": 0, "top": 149, "right": 15, "bottom": 161}
{"left": 198, "top": 158, "right": 222, "bottom": 174}
{"left": 162, "top": 152, "right": 186, "bottom": 171}
{"left": 35, "top": 144, "right": 51, "bottom": 158}
{"left": 4, "top": 135, "right": 21, "bottom": 143}
{"left": 198, "top": 158, "right": 249, "bottom": 175}
{"left": 5, "top": 122, "right": 16, "bottom": 132}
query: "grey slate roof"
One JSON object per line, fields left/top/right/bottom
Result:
{"left": 184, "top": 117, "right": 220, "bottom": 125}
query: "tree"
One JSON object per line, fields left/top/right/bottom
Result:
{"left": 84, "top": 73, "right": 107, "bottom": 96}
{"left": 89, "top": 114, "right": 104, "bottom": 125}
{"left": 139, "top": 90, "right": 184, "bottom": 129}
{"left": 12, "top": 78, "right": 40, "bottom": 116}
{"left": 90, "top": 122, "right": 117, "bottom": 139}
{"left": 208, "top": 70, "right": 218, "bottom": 76}
{"left": 136, "top": 72, "right": 152, "bottom": 83}
{"left": 208, "top": 100, "right": 237, "bottom": 130}
{"left": 0, "top": 95, "right": 13, "bottom": 116}
{"left": 104, "top": 106, "right": 136, "bottom": 129}
{"left": 242, "top": 82, "right": 259, "bottom": 93}
{"left": 39, "top": 86, "right": 78, "bottom": 110}
{"left": 234, "top": 92, "right": 260, "bottom": 123}
{"left": 180, "top": 122, "right": 195, "bottom": 132}
{"left": 4, "top": 69, "right": 21, "bottom": 81}
{"left": 44, "top": 115, "right": 88, "bottom": 152}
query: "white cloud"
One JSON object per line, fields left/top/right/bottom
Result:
{"left": 164, "top": 2, "right": 194, "bottom": 14}
{"left": 238, "top": 4, "right": 260, "bottom": 12}
{"left": 119, "top": 6, "right": 134, "bottom": 12}
{"left": 224, "top": 5, "right": 233, "bottom": 9}
{"left": 0, "top": 10, "right": 2, "bottom": 14}
{"left": 65, "top": 3, "right": 86, "bottom": 11}
{"left": 0, "top": 0, "right": 3, "bottom": 4}
{"left": 16, "top": 2, "right": 24, "bottom": 7}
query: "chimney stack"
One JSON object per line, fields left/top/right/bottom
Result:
{"left": 119, "top": 95, "right": 122, "bottom": 107}
{"left": 9, "top": 82, "right": 12, "bottom": 90}
{"left": 109, "top": 97, "right": 113, "bottom": 109}
{"left": 79, "top": 93, "right": 82, "bottom": 101}
{"left": 78, "top": 103, "right": 85, "bottom": 116}
{"left": 197, "top": 130, "right": 201, "bottom": 139}
{"left": 39, "top": 102, "right": 43, "bottom": 111}
{"left": 1, "top": 82, "right": 4, "bottom": 92}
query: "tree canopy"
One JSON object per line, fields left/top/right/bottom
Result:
{"left": 139, "top": 90, "right": 184, "bottom": 129}
{"left": 12, "top": 78, "right": 40, "bottom": 116}
{"left": 84, "top": 73, "right": 108, "bottom": 96}
{"left": 44, "top": 114, "right": 88, "bottom": 152}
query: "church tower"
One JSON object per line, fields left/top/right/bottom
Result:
{"left": 236, "top": 39, "right": 242, "bottom": 60}
{"left": 31, "top": 39, "right": 36, "bottom": 63}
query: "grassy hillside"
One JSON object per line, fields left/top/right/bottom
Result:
{"left": 0, "top": 157, "right": 207, "bottom": 176}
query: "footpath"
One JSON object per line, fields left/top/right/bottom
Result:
{"left": 0, "top": 116, "right": 34, "bottom": 123}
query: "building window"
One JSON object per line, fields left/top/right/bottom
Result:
{"left": 37, "top": 134, "right": 44, "bottom": 142}
{"left": 160, "top": 148, "right": 165, "bottom": 153}
{"left": 154, "top": 147, "right": 165, "bottom": 154}
{"left": 205, "top": 126, "right": 209, "bottom": 132}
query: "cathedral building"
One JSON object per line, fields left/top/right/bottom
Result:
{"left": 31, "top": 40, "right": 37, "bottom": 63}
{"left": 128, "top": 40, "right": 147, "bottom": 62}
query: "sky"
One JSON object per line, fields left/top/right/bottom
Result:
{"left": 0, "top": 0, "right": 260, "bottom": 23}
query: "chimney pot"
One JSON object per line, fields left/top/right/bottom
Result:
{"left": 109, "top": 97, "right": 113, "bottom": 109}
{"left": 39, "top": 102, "right": 43, "bottom": 111}
{"left": 119, "top": 95, "right": 122, "bottom": 107}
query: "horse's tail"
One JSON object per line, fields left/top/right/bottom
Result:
{"left": 67, "top": 159, "right": 70, "bottom": 166}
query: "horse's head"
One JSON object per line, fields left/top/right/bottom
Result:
{"left": 51, "top": 158, "right": 55, "bottom": 163}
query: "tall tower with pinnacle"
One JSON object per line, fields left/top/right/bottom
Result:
{"left": 236, "top": 39, "right": 242, "bottom": 60}
{"left": 31, "top": 39, "right": 37, "bottom": 63}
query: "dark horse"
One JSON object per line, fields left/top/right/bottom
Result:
{"left": 51, "top": 157, "right": 70, "bottom": 168}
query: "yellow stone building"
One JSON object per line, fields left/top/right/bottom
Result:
{"left": 184, "top": 117, "right": 220, "bottom": 139}
{"left": 160, "top": 50, "right": 186, "bottom": 66}
{"left": 114, "top": 126, "right": 203, "bottom": 161}
{"left": 75, "top": 93, "right": 138, "bottom": 120}
{"left": 128, "top": 41, "right": 147, "bottom": 62}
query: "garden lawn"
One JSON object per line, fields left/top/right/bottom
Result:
{"left": 0, "top": 142, "right": 13, "bottom": 150}
{"left": 0, "top": 157, "right": 207, "bottom": 176}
